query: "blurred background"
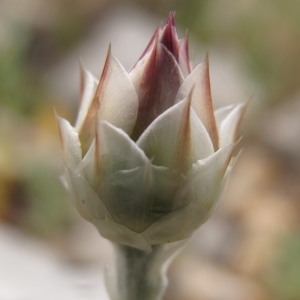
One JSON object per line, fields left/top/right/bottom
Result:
{"left": 1, "top": 0, "right": 300, "bottom": 299}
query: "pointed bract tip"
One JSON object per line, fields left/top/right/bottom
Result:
{"left": 245, "top": 95, "right": 252, "bottom": 108}
{"left": 165, "top": 12, "right": 176, "bottom": 27}
{"left": 159, "top": 19, "right": 164, "bottom": 28}
{"left": 79, "top": 58, "right": 86, "bottom": 104}
{"left": 53, "top": 106, "right": 59, "bottom": 118}
{"left": 94, "top": 120, "right": 103, "bottom": 181}
{"left": 53, "top": 108, "right": 62, "bottom": 144}
{"left": 237, "top": 99, "right": 249, "bottom": 119}
{"left": 79, "top": 58, "right": 84, "bottom": 74}
{"left": 182, "top": 86, "right": 194, "bottom": 124}
{"left": 187, "top": 85, "right": 195, "bottom": 106}
{"left": 235, "top": 135, "right": 243, "bottom": 145}
{"left": 97, "top": 43, "right": 113, "bottom": 83}
{"left": 107, "top": 43, "right": 112, "bottom": 57}
{"left": 204, "top": 51, "right": 210, "bottom": 67}
{"left": 181, "top": 29, "right": 189, "bottom": 43}
{"left": 232, "top": 136, "right": 243, "bottom": 157}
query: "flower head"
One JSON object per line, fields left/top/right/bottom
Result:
{"left": 56, "top": 13, "right": 246, "bottom": 252}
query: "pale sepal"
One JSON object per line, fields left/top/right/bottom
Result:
{"left": 80, "top": 121, "right": 149, "bottom": 187}
{"left": 55, "top": 110, "right": 82, "bottom": 168}
{"left": 205, "top": 147, "right": 242, "bottom": 221}
{"left": 98, "top": 163, "right": 186, "bottom": 233}
{"left": 94, "top": 121, "right": 149, "bottom": 180}
{"left": 186, "top": 143, "right": 236, "bottom": 209}
{"left": 142, "top": 144, "right": 236, "bottom": 244}
{"left": 178, "top": 33, "right": 191, "bottom": 77}
{"left": 214, "top": 104, "right": 236, "bottom": 129}
{"left": 79, "top": 46, "right": 139, "bottom": 151}
{"left": 77, "top": 141, "right": 95, "bottom": 186}
{"left": 93, "top": 217, "right": 151, "bottom": 252}
{"left": 137, "top": 93, "right": 214, "bottom": 173}
{"left": 142, "top": 203, "right": 208, "bottom": 244}
{"left": 175, "top": 56, "right": 218, "bottom": 150}
{"left": 218, "top": 103, "right": 247, "bottom": 147}
{"left": 75, "top": 64, "right": 98, "bottom": 132}
{"left": 96, "top": 49, "right": 139, "bottom": 134}
{"left": 142, "top": 143, "right": 236, "bottom": 244}
{"left": 65, "top": 167, "right": 108, "bottom": 221}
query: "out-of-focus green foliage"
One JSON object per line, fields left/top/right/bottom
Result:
{"left": 24, "top": 165, "right": 74, "bottom": 237}
{"left": 270, "top": 233, "right": 300, "bottom": 300}
{"left": 0, "top": 29, "right": 43, "bottom": 115}
{"left": 0, "top": 107, "right": 74, "bottom": 238}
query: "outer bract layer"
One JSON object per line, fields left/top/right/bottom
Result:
{"left": 56, "top": 13, "right": 246, "bottom": 252}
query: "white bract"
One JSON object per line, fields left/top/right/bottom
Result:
{"left": 56, "top": 13, "right": 246, "bottom": 252}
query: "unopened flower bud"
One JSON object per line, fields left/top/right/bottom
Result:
{"left": 56, "top": 13, "right": 246, "bottom": 252}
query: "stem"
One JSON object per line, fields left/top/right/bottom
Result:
{"left": 114, "top": 244, "right": 166, "bottom": 300}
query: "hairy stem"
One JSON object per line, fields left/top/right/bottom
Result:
{"left": 114, "top": 244, "right": 166, "bottom": 300}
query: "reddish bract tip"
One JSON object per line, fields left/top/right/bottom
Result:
{"left": 178, "top": 31, "right": 191, "bottom": 76}
{"left": 79, "top": 60, "right": 85, "bottom": 106}
{"left": 160, "top": 15, "right": 179, "bottom": 61}
{"left": 165, "top": 12, "right": 176, "bottom": 26}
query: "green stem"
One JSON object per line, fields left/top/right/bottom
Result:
{"left": 114, "top": 244, "right": 166, "bottom": 300}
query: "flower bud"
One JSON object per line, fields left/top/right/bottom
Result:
{"left": 56, "top": 13, "right": 246, "bottom": 252}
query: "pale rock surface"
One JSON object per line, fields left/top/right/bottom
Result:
{"left": 0, "top": 222, "right": 110, "bottom": 300}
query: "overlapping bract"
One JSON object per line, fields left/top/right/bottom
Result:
{"left": 56, "top": 13, "right": 246, "bottom": 252}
